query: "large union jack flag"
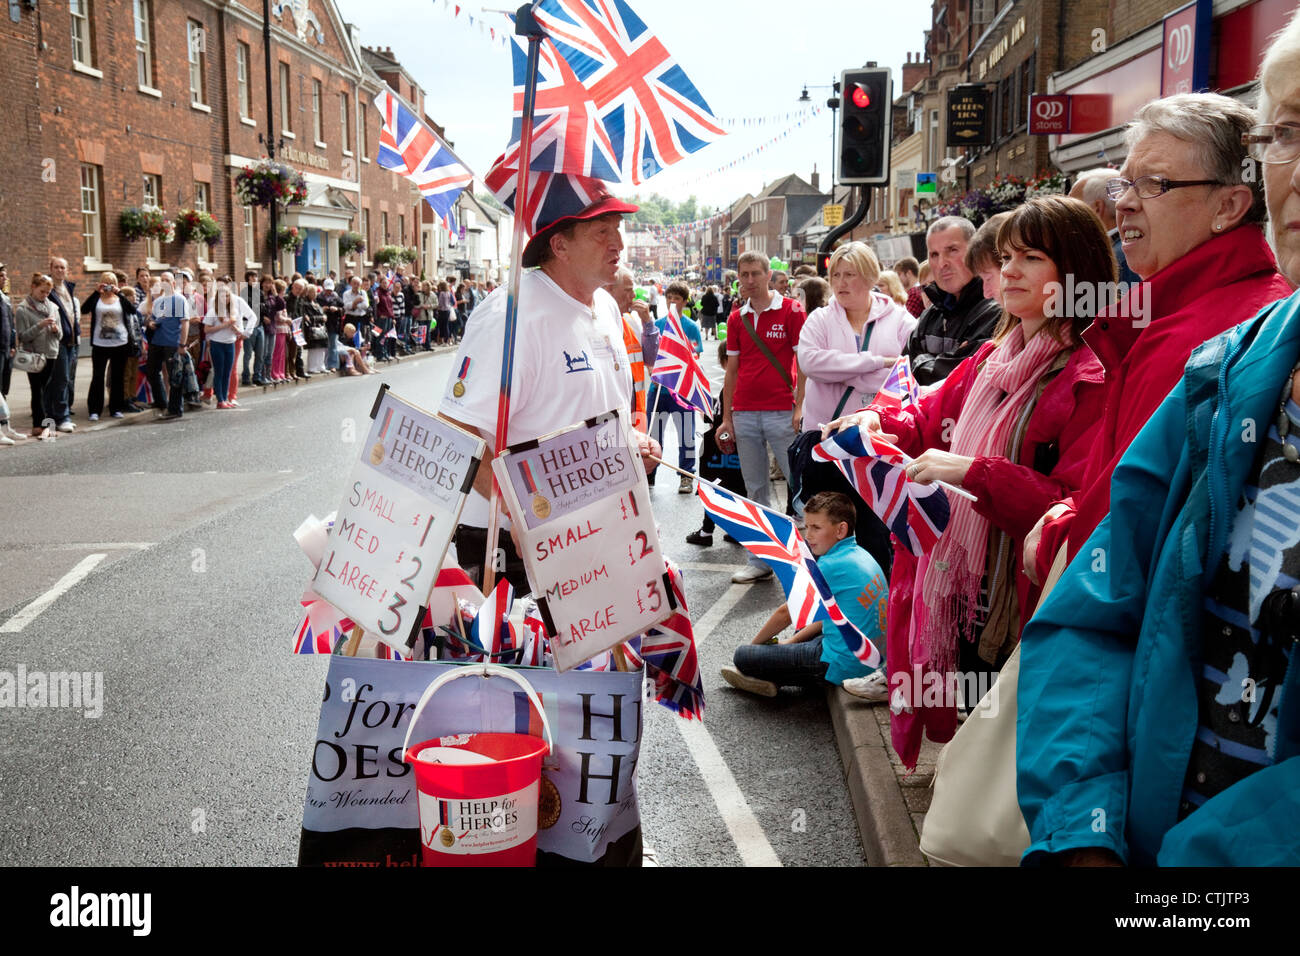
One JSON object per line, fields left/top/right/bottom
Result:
{"left": 696, "top": 482, "right": 882, "bottom": 668}
{"left": 813, "top": 425, "right": 951, "bottom": 556}
{"left": 509, "top": 0, "right": 725, "bottom": 184}
{"left": 650, "top": 305, "right": 710, "bottom": 416}
{"left": 375, "top": 89, "right": 472, "bottom": 235}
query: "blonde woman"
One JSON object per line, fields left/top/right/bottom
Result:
{"left": 874, "top": 270, "right": 908, "bottom": 306}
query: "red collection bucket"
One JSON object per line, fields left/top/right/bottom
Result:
{"left": 402, "top": 664, "right": 553, "bottom": 867}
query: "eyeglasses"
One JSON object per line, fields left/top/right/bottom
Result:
{"left": 1105, "top": 175, "right": 1227, "bottom": 201}
{"left": 1243, "top": 124, "right": 1300, "bottom": 165}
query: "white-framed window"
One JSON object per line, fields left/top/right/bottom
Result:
{"left": 243, "top": 206, "right": 258, "bottom": 265}
{"left": 340, "top": 92, "right": 351, "bottom": 153}
{"left": 71, "top": 0, "right": 95, "bottom": 69}
{"left": 312, "top": 79, "right": 323, "bottom": 144}
{"left": 236, "top": 42, "right": 250, "bottom": 119}
{"left": 80, "top": 163, "right": 103, "bottom": 261}
{"left": 134, "top": 0, "right": 152, "bottom": 88}
{"left": 188, "top": 20, "right": 207, "bottom": 106}
{"left": 279, "top": 63, "right": 292, "bottom": 135}
{"left": 193, "top": 182, "right": 211, "bottom": 263}
{"left": 929, "top": 109, "right": 940, "bottom": 170}
{"left": 143, "top": 173, "right": 162, "bottom": 262}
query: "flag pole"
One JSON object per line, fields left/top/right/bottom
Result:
{"left": 483, "top": 1, "right": 546, "bottom": 593}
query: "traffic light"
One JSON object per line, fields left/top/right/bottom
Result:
{"left": 839, "top": 68, "right": 891, "bottom": 185}
{"left": 818, "top": 252, "right": 831, "bottom": 277}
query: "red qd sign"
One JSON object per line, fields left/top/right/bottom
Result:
{"left": 1028, "top": 94, "right": 1069, "bottom": 135}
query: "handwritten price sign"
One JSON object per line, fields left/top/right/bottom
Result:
{"left": 313, "top": 385, "right": 484, "bottom": 650}
{"left": 494, "top": 409, "right": 672, "bottom": 671}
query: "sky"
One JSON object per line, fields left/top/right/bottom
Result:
{"left": 333, "top": 0, "right": 933, "bottom": 212}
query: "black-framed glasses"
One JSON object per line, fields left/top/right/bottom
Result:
{"left": 1105, "top": 175, "right": 1226, "bottom": 201}
{"left": 1243, "top": 124, "right": 1300, "bottom": 165}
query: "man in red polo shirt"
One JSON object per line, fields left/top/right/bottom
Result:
{"left": 719, "top": 250, "right": 806, "bottom": 583}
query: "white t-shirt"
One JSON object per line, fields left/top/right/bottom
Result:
{"left": 440, "top": 269, "right": 633, "bottom": 528}
{"left": 203, "top": 293, "right": 259, "bottom": 344}
{"left": 92, "top": 298, "right": 128, "bottom": 348}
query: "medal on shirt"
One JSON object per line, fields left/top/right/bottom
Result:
{"left": 518, "top": 459, "right": 550, "bottom": 519}
{"left": 370, "top": 406, "right": 394, "bottom": 466}
{"left": 452, "top": 356, "right": 470, "bottom": 398}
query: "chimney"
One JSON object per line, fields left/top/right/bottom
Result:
{"left": 811, "top": 164, "right": 819, "bottom": 191}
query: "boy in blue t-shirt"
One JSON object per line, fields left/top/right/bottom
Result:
{"left": 648, "top": 280, "right": 704, "bottom": 494}
{"left": 721, "top": 492, "right": 888, "bottom": 700}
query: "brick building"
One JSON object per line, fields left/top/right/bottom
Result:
{"left": 0, "top": 0, "right": 423, "bottom": 294}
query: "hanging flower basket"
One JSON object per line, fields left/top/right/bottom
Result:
{"left": 120, "top": 206, "right": 174, "bottom": 243}
{"left": 274, "top": 225, "right": 304, "bottom": 253}
{"left": 1025, "top": 170, "right": 1069, "bottom": 199}
{"left": 235, "top": 159, "right": 308, "bottom": 208}
{"left": 338, "top": 231, "right": 365, "bottom": 256}
{"left": 174, "top": 209, "right": 222, "bottom": 245}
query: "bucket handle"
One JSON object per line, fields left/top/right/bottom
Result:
{"left": 402, "top": 663, "right": 554, "bottom": 757}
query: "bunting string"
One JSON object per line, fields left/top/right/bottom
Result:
{"left": 438, "top": 0, "right": 512, "bottom": 50}
{"left": 661, "top": 106, "right": 826, "bottom": 188}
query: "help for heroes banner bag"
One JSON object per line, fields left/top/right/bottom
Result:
{"left": 298, "top": 656, "right": 644, "bottom": 866}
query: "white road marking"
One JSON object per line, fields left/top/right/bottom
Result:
{"left": 21, "top": 542, "right": 154, "bottom": 551}
{"left": 690, "top": 582, "right": 749, "bottom": 648}
{"left": 0, "top": 553, "right": 108, "bottom": 633}
{"left": 674, "top": 717, "right": 782, "bottom": 867}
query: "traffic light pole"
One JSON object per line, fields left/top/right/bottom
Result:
{"left": 817, "top": 189, "right": 871, "bottom": 277}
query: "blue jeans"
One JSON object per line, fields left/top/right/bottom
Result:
{"left": 243, "top": 326, "right": 261, "bottom": 379}
{"left": 734, "top": 636, "right": 828, "bottom": 688}
{"left": 209, "top": 340, "right": 235, "bottom": 403}
{"left": 648, "top": 386, "right": 696, "bottom": 472}
{"left": 255, "top": 324, "right": 273, "bottom": 380}
{"left": 50, "top": 342, "right": 74, "bottom": 423}
{"left": 325, "top": 332, "right": 339, "bottom": 370}
{"left": 733, "top": 408, "right": 802, "bottom": 566}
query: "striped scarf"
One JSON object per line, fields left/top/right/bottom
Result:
{"left": 916, "top": 324, "right": 1068, "bottom": 674}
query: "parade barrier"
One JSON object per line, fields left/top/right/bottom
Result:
{"left": 404, "top": 665, "right": 553, "bottom": 867}
{"left": 297, "top": 655, "right": 643, "bottom": 867}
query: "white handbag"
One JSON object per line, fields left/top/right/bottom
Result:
{"left": 919, "top": 545, "right": 1068, "bottom": 867}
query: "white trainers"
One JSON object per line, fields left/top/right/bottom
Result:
{"left": 56, "top": 421, "right": 75, "bottom": 433}
{"left": 1, "top": 424, "right": 25, "bottom": 440}
{"left": 0, "top": 434, "right": 14, "bottom": 446}
{"left": 88, "top": 413, "right": 99, "bottom": 422}
{"left": 842, "top": 668, "right": 889, "bottom": 703}
{"left": 730, "top": 564, "right": 774, "bottom": 584}
{"left": 720, "top": 664, "right": 778, "bottom": 698}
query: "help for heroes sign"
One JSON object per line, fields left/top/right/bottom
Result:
{"left": 313, "top": 386, "right": 484, "bottom": 650}
{"left": 494, "top": 410, "right": 672, "bottom": 671}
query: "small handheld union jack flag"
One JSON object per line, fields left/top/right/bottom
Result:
{"left": 813, "top": 425, "right": 951, "bottom": 556}
{"left": 650, "top": 305, "right": 711, "bottom": 417}
{"left": 696, "top": 482, "right": 882, "bottom": 668}
{"left": 470, "top": 579, "right": 518, "bottom": 663}
{"left": 639, "top": 560, "right": 705, "bottom": 718}
{"left": 873, "top": 356, "right": 920, "bottom": 413}
{"left": 293, "top": 593, "right": 355, "bottom": 656}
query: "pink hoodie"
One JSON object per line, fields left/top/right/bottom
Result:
{"left": 797, "top": 291, "right": 916, "bottom": 425}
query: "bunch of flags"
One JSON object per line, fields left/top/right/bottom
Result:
{"left": 696, "top": 482, "right": 883, "bottom": 669}
{"left": 375, "top": 88, "right": 469, "bottom": 237}
{"left": 650, "top": 305, "right": 711, "bottom": 417}
{"left": 638, "top": 562, "right": 705, "bottom": 718}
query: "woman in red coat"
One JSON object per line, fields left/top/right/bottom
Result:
{"left": 828, "top": 196, "right": 1116, "bottom": 768}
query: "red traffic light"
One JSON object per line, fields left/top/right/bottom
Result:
{"left": 851, "top": 84, "right": 871, "bottom": 109}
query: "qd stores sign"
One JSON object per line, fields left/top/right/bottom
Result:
{"left": 947, "top": 86, "right": 992, "bottom": 146}
{"left": 494, "top": 409, "right": 672, "bottom": 671}
{"left": 312, "top": 386, "right": 485, "bottom": 649}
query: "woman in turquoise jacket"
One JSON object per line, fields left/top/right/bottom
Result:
{"left": 1016, "top": 18, "right": 1300, "bottom": 864}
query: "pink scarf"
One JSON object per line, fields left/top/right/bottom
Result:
{"left": 915, "top": 324, "right": 1068, "bottom": 673}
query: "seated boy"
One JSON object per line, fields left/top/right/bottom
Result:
{"left": 720, "top": 491, "right": 889, "bottom": 700}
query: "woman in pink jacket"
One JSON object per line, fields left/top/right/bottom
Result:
{"left": 827, "top": 196, "right": 1115, "bottom": 767}
{"left": 796, "top": 241, "right": 916, "bottom": 572}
